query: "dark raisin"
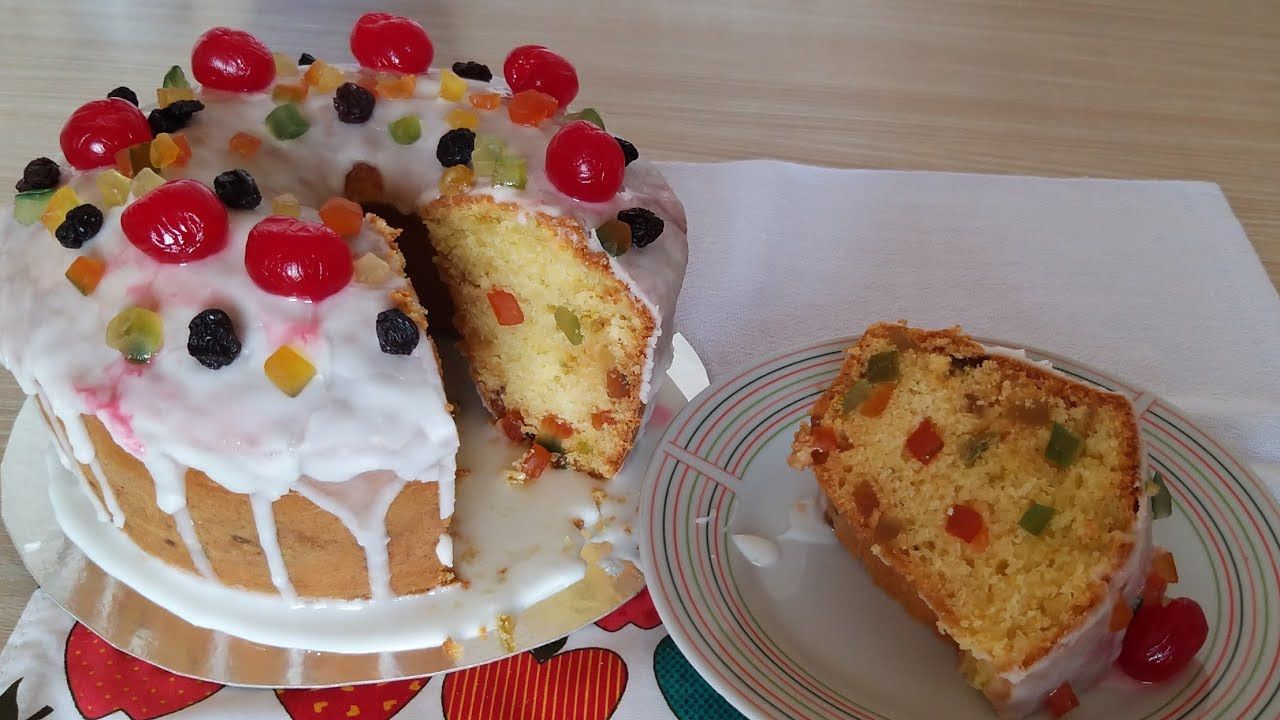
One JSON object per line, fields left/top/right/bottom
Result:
{"left": 333, "top": 82, "right": 376, "bottom": 124}
{"left": 107, "top": 86, "right": 139, "bottom": 106}
{"left": 616, "top": 207, "right": 664, "bottom": 248}
{"left": 55, "top": 204, "right": 104, "bottom": 249}
{"left": 436, "top": 128, "right": 476, "bottom": 168}
{"left": 15, "top": 157, "right": 61, "bottom": 192}
{"left": 298, "top": 52, "right": 316, "bottom": 66}
{"left": 451, "top": 61, "right": 492, "bottom": 82}
{"left": 188, "top": 309, "right": 241, "bottom": 369}
{"left": 377, "top": 308, "right": 420, "bottom": 355}
{"left": 213, "top": 169, "right": 262, "bottom": 210}
{"left": 147, "top": 100, "right": 205, "bottom": 135}
{"left": 614, "top": 136, "right": 639, "bottom": 166}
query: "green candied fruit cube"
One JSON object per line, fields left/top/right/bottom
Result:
{"left": 554, "top": 306, "right": 583, "bottom": 345}
{"left": 841, "top": 379, "right": 872, "bottom": 413}
{"left": 388, "top": 115, "right": 422, "bottom": 145}
{"left": 596, "top": 219, "right": 632, "bottom": 257}
{"left": 1044, "top": 422, "right": 1083, "bottom": 468}
{"left": 566, "top": 107, "right": 605, "bottom": 129}
{"left": 1149, "top": 471, "right": 1173, "bottom": 519}
{"left": 471, "top": 133, "right": 507, "bottom": 177}
{"left": 163, "top": 65, "right": 190, "bottom": 88}
{"left": 863, "top": 350, "right": 900, "bottom": 383}
{"left": 265, "top": 103, "right": 310, "bottom": 140}
{"left": 106, "top": 306, "right": 164, "bottom": 363}
{"left": 1018, "top": 502, "right": 1055, "bottom": 535}
{"left": 492, "top": 155, "right": 527, "bottom": 190}
{"left": 14, "top": 189, "right": 56, "bottom": 225}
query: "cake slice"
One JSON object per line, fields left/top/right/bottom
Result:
{"left": 790, "top": 324, "right": 1151, "bottom": 718}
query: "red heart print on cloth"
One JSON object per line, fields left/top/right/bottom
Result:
{"left": 596, "top": 587, "right": 662, "bottom": 631}
{"left": 65, "top": 623, "right": 223, "bottom": 719}
{"left": 276, "top": 678, "right": 428, "bottom": 720}
{"left": 442, "top": 647, "right": 627, "bottom": 719}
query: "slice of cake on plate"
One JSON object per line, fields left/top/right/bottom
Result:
{"left": 790, "top": 323, "right": 1151, "bottom": 718}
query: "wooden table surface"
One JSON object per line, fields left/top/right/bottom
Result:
{"left": 0, "top": 0, "right": 1276, "bottom": 647}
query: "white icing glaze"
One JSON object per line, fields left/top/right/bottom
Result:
{"left": 731, "top": 533, "right": 779, "bottom": 567}
{"left": 250, "top": 492, "right": 297, "bottom": 601}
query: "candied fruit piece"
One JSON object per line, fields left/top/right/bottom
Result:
{"left": 106, "top": 306, "right": 164, "bottom": 363}
{"left": 445, "top": 107, "right": 479, "bottom": 130}
{"left": 375, "top": 72, "right": 417, "bottom": 99}
{"left": 540, "top": 414, "right": 574, "bottom": 439}
{"left": 303, "top": 59, "right": 345, "bottom": 92}
{"left": 171, "top": 133, "right": 192, "bottom": 167}
{"left": 864, "top": 350, "right": 900, "bottom": 382}
{"left": 519, "top": 444, "right": 552, "bottom": 479}
{"left": 487, "top": 289, "right": 523, "bottom": 326}
{"left": 1110, "top": 597, "right": 1134, "bottom": 632}
{"left": 343, "top": 162, "right": 384, "bottom": 203}
{"left": 507, "top": 89, "right": 558, "bottom": 126}
{"left": 470, "top": 92, "right": 502, "bottom": 110}
{"left": 388, "top": 114, "right": 422, "bottom": 145}
{"left": 149, "top": 133, "right": 181, "bottom": 168}
{"left": 264, "top": 346, "right": 316, "bottom": 397}
{"left": 271, "top": 81, "right": 309, "bottom": 104}
{"left": 1142, "top": 571, "right": 1168, "bottom": 607}
{"left": 113, "top": 142, "right": 153, "bottom": 178}
{"left": 606, "top": 368, "right": 629, "bottom": 399}
{"left": 1150, "top": 471, "right": 1173, "bottom": 519}
{"left": 266, "top": 103, "right": 310, "bottom": 140}
{"left": 859, "top": 382, "right": 895, "bottom": 417}
{"left": 130, "top": 168, "right": 165, "bottom": 198}
{"left": 566, "top": 107, "right": 605, "bottom": 129}
{"left": 499, "top": 410, "right": 526, "bottom": 442}
{"left": 318, "top": 196, "right": 363, "bottom": 237}
{"left": 13, "top": 189, "right": 55, "bottom": 225}
{"left": 438, "top": 68, "right": 466, "bottom": 101}
{"left": 905, "top": 417, "right": 944, "bottom": 464}
{"left": 162, "top": 65, "right": 189, "bottom": 88}
{"left": 156, "top": 86, "right": 195, "bottom": 108}
{"left": 1045, "top": 422, "right": 1083, "bottom": 468}
{"left": 353, "top": 252, "right": 392, "bottom": 284}
{"left": 1019, "top": 502, "right": 1056, "bottom": 535}
{"left": 94, "top": 170, "right": 131, "bottom": 208}
{"left": 1153, "top": 548, "right": 1179, "bottom": 583}
{"left": 65, "top": 256, "right": 106, "bottom": 295}
{"left": 271, "top": 193, "right": 301, "bottom": 218}
{"left": 40, "top": 186, "right": 80, "bottom": 234}
{"left": 470, "top": 133, "right": 507, "bottom": 177}
{"left": 273, "top": 52, "right": 298, "bottom": 77}
{"left": 228, "top": 132, "right": 263, "bottom": 158}
{"left": 554, "top": 306, "right": 583, "bottom": 345}
{"left": 438, "top": 165, "right": 474, "bottom": 196}
{"left": 596, "top": 219, "right": 631, "bottom": 257}
{"left": 492, "top": 155, "right": 527, "bottom": 189}
{"left": 591, "top": 411, "right": 614, "bottom": 430}
{"left": 1046, "top": 683, "right": 1079, "bottom": 718}
{"left": 945, "top": 503, "right": 983, "bottom": 544}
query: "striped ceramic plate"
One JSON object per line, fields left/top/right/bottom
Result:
{"left": 639, "top": 337, "right": 1280, "bottom": 720}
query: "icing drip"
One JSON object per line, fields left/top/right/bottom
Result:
{"left": 35, "top": 392, "right": 110, "bottom": 524}
{"left": 87, "top": 460, "right": 125, "bottom": 528}
{"left": 171, "top": 506, "right": 215, "bottom": 580}
{"left": 293, "top": 473, "right": 406, "bottom": 601}
{"left": 250, "top": 492, "right": 297, "bottom": 601}
{"left": 435, "top": 533, "right": 454, "bottom": 566}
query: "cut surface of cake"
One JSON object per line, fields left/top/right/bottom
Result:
{"left": 790, "top": 324, "right": 1151, "bottom": 718}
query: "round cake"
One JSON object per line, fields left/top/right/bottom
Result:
{"left": 0, "top": 14, "right": 687, "bottom": 603}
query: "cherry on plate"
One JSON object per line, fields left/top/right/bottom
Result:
{"left": 1118, "top": 597, "right": 1209, "bottom": 683}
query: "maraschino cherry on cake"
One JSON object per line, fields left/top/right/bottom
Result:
{"left": 0, "top": 13, "right": 688, "bottom": 604}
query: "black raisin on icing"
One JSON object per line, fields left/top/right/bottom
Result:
{"left": 147, "top": 100, "right": 206, "bottom": 135}
{"left": 451, "top": 61, "right": 493, "bottom": 82}
{"left": 187, "top": 309, "right": 242, "bottom": 370}
{"left": 107, "top": 86, "right": 140, "bottom": 107}
{"left": 614, "top": 136, "right": 639, "bottom": 166}
{"left": 436, "top": 128, "right": 476, "bottom": 168}
{"left": 298, "top": 52, "right": 317, "bottom": 66}
{"left": 213, "top": 169, "right": 263, "bottom": 210}
{"left": 334, "top": 82, "right": 376, "bottom": 124}
{"left": 55, "top": 204, "right": 104, "bottom": 249}
{"left": 376, "top": 308, "right": 420, "bottom": 356}
{"left": 616, "top": 207, "right": 664, "bottom": 248}
{"left": 15, "top": 157, "right": 61, "bottom": 193}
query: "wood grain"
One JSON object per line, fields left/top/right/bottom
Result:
{"left": 0, "top": 0, "right": 1276, "bottom": 647}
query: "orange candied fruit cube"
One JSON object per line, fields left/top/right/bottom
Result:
{"left": 499, "top": 410, "right": 526, "bottom": 442}
{"left": 1152, "top": 548, "right": 1179, "bottom": 583}
{"left": 272, "top": 81, "right": 309, "bottom": 104}
{"left": 507, "top": 90, "right": 558, "bottom": 126}
{"left": 487, "top": 289, "right": 524, "bottom": 326}
{"left": 540, "top": 414, "right": 575, "bottom": 439}
{"left": 318, "top": 196, "right": 364, "bottom": 237}
{"left": 590, "top": 411, "right": 615, "bottom": 430}
{"left": 445, "top": 107, "right": 479, "bottom": 130}
{"left": 375, "top": 72, "right": 417, "bottom": 99}
{"left": 149, "top": 133, "right": 182, "bottom": 168}
{"left": 171, "top": 133, "right": 192, "bottom": 167}
{"left": 438, "top": 165, "right": 475, "bottom": 196}
{"left": 519, "top": 444, "right": 552, "bottom": 479}
{"left": 264, "top": 346, "right": 316, "bottom": 397}
{"left": 860, "top": 382, "right": 896, "bottom": 417}
{"left": 470, "top": 92, "right": 502, "bottom": 110}
{"left": 228, "top": 132, "right": 263, "bottom": 158}
{"left": 606, "top": 368, "right": 630, "bottom": 399}
{"left": 65, "top": 256, "right": 106, "bottom": 296}
{"left": 303, "top": 59, "right": 345, "bottom": 92}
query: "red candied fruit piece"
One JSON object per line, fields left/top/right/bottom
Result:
{"left": 245, "top": 216, "right": 354, "bottom": 302}
{"left": 540, "top": 414, "right": 575, "bottom": 439}
{"left": 945, "top": 503, "right": 983, "bottom": 543}
{"left": 591, "top": 411, "right": 614, "bottom": 429}
{"left": 487, "top": 289, "right": 524, "bottom": 326}
{"left": 192, "top": 27, "right": 276, "bottom": 92}
{"left": 120, "top": 179, "right": 229, "bottom": 264}
{"left": 906, "top": 417, "right": 945, "bottom": 464}
{"left": 504, "top": 45, "right": 578, "bottom": 108}
{"left": 520, "top": 443, "right": 552, "bottom": 479}
{"left": 60, "top": 99, "right": 153, "bottom": 170}
{"left": 1142, "top": 572, "right": 1169, "bottom": 608}
{"left": 350, "top": 12, "right": 433, "bottom": 74}
{"left": 1118, "top": 597, "right": 1208, "bottom": 683}
{"left": 606, "top": 368, "right": 630, "bottom": 399}
{"left": 1046, "top": 682, "right": 1079, "bottom": 717}
{"left": 499, "top": 411, "right": 526, "bottom": 443}
{"left": 545, "top": 120, "right": 625, "bottom": 203}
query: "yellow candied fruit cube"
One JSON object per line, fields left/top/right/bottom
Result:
{"left": 40, "top": 186, "right": 80, "bottom": 233}
{"left": 375, "top": 72, "right": 416, "bottom": 99}
{"left": 273, "top": 52, "right": 299, "bottom": 77}
{"left": 271, "top": 193, "right": 301, "bottom": 218}
{"left": 65, "top": 256, "right": 106, "bottom": 296}
{"left": 130, "top": 168, "right": 165, "bottom": 198}
{"left": 445, "top": 107, "right": 479, "bottom": 130}
{"left": 438, "top": 69, "right": 466, "bottom": 102}
{"left": 438, "top": 165, "right": 475, "bottom": 196}
{"left": 271, "top": 81, "right": 309, "bottom": 104}
{"left": 229, "top": 132, "right": 263, "bottom": 158}
{"left": 95, "top": 169, "right": 132, "bottom": 208}
{"left": 303, "top": 60, "right": 345, "bottom": 92}
{"left": 353, "top": 252, "right": 392, "bottom": 285}
{"left": 156, "top": 86, "right": 195, "bottom": 109}
{"left": 149, "top": 133, "right": 181, "bottom": 168}
{"left": 264, "top": 346, "right": 316, "bottom": 397}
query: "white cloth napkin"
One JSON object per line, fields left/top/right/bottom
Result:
{"left": 663, "top": 161, "right": 1280, "bottom": 497}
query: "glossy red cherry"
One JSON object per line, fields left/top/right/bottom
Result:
{"left": 121, "top": 180, "right": 229, "bottom": 264}
{"left": 59, "top": 99, "right": 152, "bottom": 170}
{"left": 245, "top": 217, "right": 353, "bottom": 302}
{"left": 504, "top": 45, "right": 578, "bottom": 108}
{"left": 191, "top": 27, "right": 275, "bottom": 92}
{"left": 545, "top": 120, "right": 625, "bottom": 203}
{"left": 350, "top": 12, "right": 433, "bottom": 74}
{"left": 1117, "top": 597, "right": 1208, "bottom": 683}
